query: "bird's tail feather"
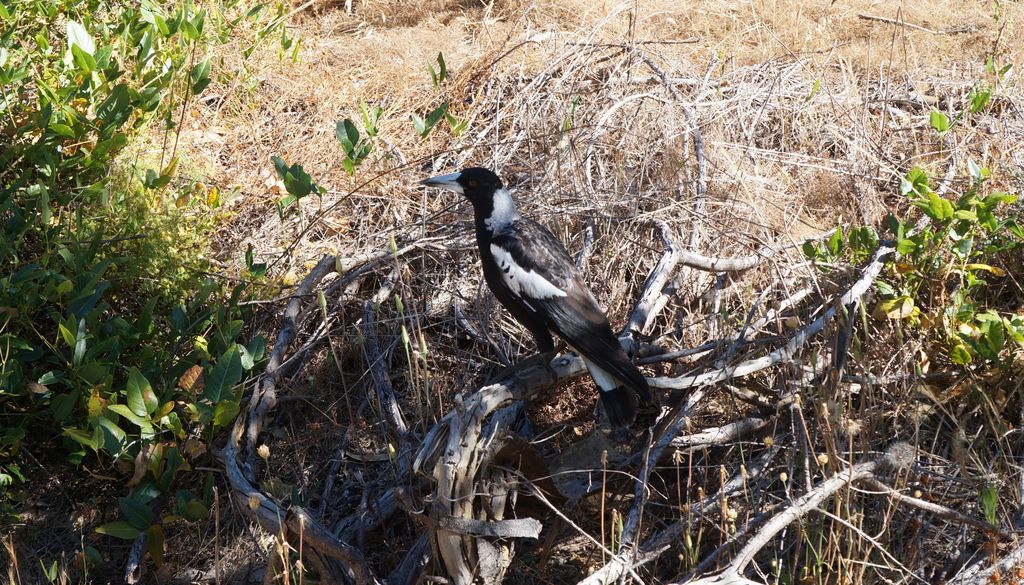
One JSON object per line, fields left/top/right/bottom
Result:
{"left": 599, "top": 386, "right": 636, "bottom": 427}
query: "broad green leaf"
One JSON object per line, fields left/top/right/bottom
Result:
{"left": 213, "top": 400, "right": 240, "bottom": 428}
{"left": 190, "top": 59, "right": 211, "bottom": 94}
{"left": 126, "top": 368, "right": 158, "bottom": 416}
{"left": 96, "top": 521, "right": 140, "bottom": 540}
{"left": 929, "top": 109, "right": 949, "bottom": 134}
{"left": 203, "top": 345, "right": 242, "bottom": 403}
{"left": 969, "top": 87, "right": 991, "bottom": 113}
{"left": 949, "top": 344, "right": 972, "bottom": 365}
{"left": 108, "top": 404, "right": 148, "bottom": 428}
{"left": 63, "top": 428, "right": 98, "bottom": 450}
{"left": 118, "top": 496, "right": 156, "bottom": 529}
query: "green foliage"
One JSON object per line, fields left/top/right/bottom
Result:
{"left": 272, "top": 156, "right": 322, "bottom": 213}
{"left": 335, "top": 102, "right": 382, "bottom": 176}
{"left": 806, "top": 162, "right": 1022, "bottom": 370}
{"left": 0, "top": 0, "right": 287, "bottom": 567}
{"left": 411, "top": 51, "right": 468, "bottom": 138}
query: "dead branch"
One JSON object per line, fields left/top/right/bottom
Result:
{"left": 244, "top": 254, "right": 338, "bottom": 477}
{"left": 422, "top": 353, "right": 586, "bottom": 585}
{"left": 956, "top": 541, "right": 1024, "bottom": 584}
{"left": 620, "top": 219, "right": 681, "bottom": 354}
{"left": 676, "top": 246, "right": 777, "bottom": 272}
{"left": 670, "top": 416, "right": 769, "bottom": 450}
{"left": 648, "top": 243, "right": 893, "bottom": 390}
{"left": 678, "top": 460, "right": 879, "bottom": 585}
{"left": 857, "top": 13, "right": 978, "bottom": 35}
{"left": 360, "top": 300, "right": 411, "bottom": 465}
{"left": 859, "top": 477, "right": 1012, "bottom": 540}
{"left": 577, "top": 446, "right": 782, "bottom": 585}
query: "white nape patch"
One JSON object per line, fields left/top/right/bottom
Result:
{"left": 490, "top": 244, "right": 567, "bottom": 300}
{"left": 483, "top": 188, "right": 519, "bottom": 230}
{"left": 581, "top": 356, "right": 619, "bottom": 392}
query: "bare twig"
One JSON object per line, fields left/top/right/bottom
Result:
{"left": 648, "top": 243, "right": 893, "bottom": 390}
{"left": 857, "top": 13, "right": 977, "bottom": 35}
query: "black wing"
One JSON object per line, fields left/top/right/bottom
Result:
{"left": 490, "top": 220, "right": 651, "bottom": 402}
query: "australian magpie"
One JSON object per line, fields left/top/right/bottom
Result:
{"left": 421, "top": 167, "right": 652, "bottom": 425}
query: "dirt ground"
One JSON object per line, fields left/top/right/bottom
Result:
{"left": 11, "top": 0, "right": 1024, "bottom": 583}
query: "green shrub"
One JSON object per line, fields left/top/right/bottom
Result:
{"left": 0, "top": 0, "right": 290, "bottom": 566}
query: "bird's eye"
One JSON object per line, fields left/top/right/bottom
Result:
{"left": 468, "top": 180, "right": 479, "bottom": 187}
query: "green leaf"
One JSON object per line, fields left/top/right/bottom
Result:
{"left": 925, "top": 193, "right": 954, "bottom": 221}
{"left": 929, "top": 109, "right": 949, "bottom": 134}
{"left": 426, "top": 101, "right": 449, "bottom": 130}
{"left": 96, "top": 84, "right": 132, "bottom": 130}
{"left": 67, "top": 21, "right": 95, "bottom": 55}
{"left": 63, "top": 427, "right": 98, "bottom": 450}
{"left": 949, "top": 344, "right": 972, "bottom": 365}
{"left": 896, "top": 238, "right": 917, "bottom": 255}
{"left": 203, "top": 345, "right": 243, "bottom": 403}
{"left": 107, "top": 404, "right": 149, "bottom": 428}
{"left": 96, "top": 521, "right": 140, "bottom": 540}
{"left": 802, "top": 240, "right": 818, "bottom": 260}
{"left": 190, "top": 59, "right": 211, "bottom": 95}
{"left": 969, "top": 86, "right": 991, "bottom": 113}
{"left": 118, "top": 496, "right": 156, "bottom": 529}
{"left": 954, "top": 209, "right": 978, "bottom": 221}
{"left": 213, "top": 400, "right": 240, "bottom": 428}
{"left": 827, "top": 226, "right": 843, "bottom": 257}
{"left": 410, "top": 113, "right": 425, "bottom": 136}
{"left": 126, "top": 368, "right": 158, "bottom": 416}
{"left": 71, "top": 44, "right": 96, "bottom": 73}
{"left": 901, "top": 167, "right": 930, "bottom": 197}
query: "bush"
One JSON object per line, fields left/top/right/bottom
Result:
{"left": 0, "top": 0, "right": 288, "bottom": 565}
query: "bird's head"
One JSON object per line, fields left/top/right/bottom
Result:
{"left": 419, "top": 167, "right": 504, "bottom": 207}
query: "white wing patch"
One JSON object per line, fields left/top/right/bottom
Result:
{"left": 490, "top": 244, "right": 568, "bottom": 300}
{"left": 581, "top": 356, "right": 620, "bottom": 392}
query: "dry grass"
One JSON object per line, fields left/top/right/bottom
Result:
{"left": 18, "top": 0, "right": 1024, "bottom": 583}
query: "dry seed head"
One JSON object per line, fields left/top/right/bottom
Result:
{"left": 247, "top": 495, "right": 261, "bottom": 511}
{"left": 257, "top": 444, "right": 270, "bottom": 460}
{"left": 780, "top": 471, "right": 788, "bottom": 483}
{"left": 885, "top": 442, "right": 916, "bottom": 470}
{"left": 816, "top": 453, "right": 829, "bottom": 466}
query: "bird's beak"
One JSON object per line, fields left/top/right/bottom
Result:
{"left": 419, "top": 172, "right": 464, "bottom": 195}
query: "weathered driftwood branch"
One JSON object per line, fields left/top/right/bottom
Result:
{"left": 676, "top": 246, "right": 777, "bottom": 272}
{"left": 418, "top": 354, "right": 586, "bottom": 585}
{"left": 218, "top": 419, "right": 381, "bottom": 585}
{"left": 956, "top": 541, "right": 1024, "bottom": 584}
{"left": 220, "top": 245, "right": 440, "bottom": 583}
{"left": 670, "top": 416, "right": 769, "bottom": 450}
{"left": 620, "top": 219, "right": 681, "bottom": 354}
{"left": 360, "top": 300, "right": 411, "bottom": 467}
{"left": 858, "top": 477, "right": 1012, "bottom": 540}
{"left": 244, "top": 254, "right": 338, "bottom": 477}
{"left": 648, "top": 243, "right": 893, "bottom": 390}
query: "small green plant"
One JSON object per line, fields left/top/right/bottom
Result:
{"left": 272, "top": 155, "right": 322, "bottom": 214}
{"left": 335, "top": 102, "right": 382, "bottom": 175}
{"left": 411, "top": 52, "right": 468, "bottom": 138}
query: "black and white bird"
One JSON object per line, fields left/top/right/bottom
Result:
{"left": 421, "top": 167, "right": 652, "bottom": 425}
